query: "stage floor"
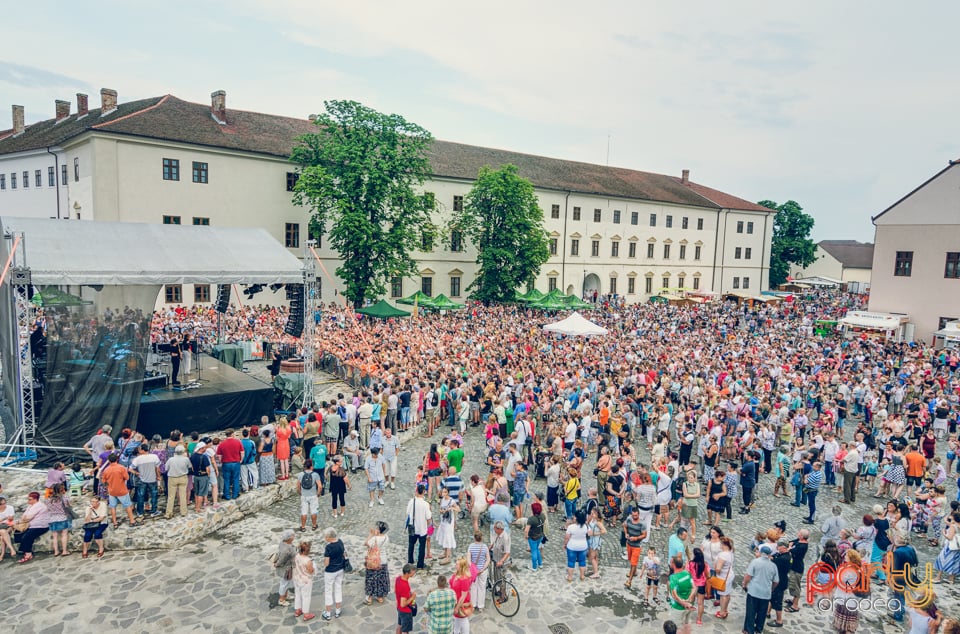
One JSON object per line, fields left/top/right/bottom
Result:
{"left": 137, "top": 355, "right": 274, "bottom": 438}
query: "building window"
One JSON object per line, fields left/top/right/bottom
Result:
{"left": 679, "top": 244, "right": 687, "bottom": 260}
{"left": 627, "top": 277, "right": 636, "bottom": 294}
{"left": 666, "top": 215, "right": 673, "bottom": 228}
{"left": 390, "top": 276, "right": 403, "bottom": 298}
{"left": 745, "top": 247, "right": 752, "bottom": 260}
{"left": 663, "top": 244, "right": 671, "bottom": 259}
{"left": 453, "top": 195, "right": 463, "bottom": 212}
{"left": 162, "top": 215, "right": 181, "bottom": 225}
{"left": 628, "top": 242, "right": 637, "bottom": 258}
{"left": 747, "top": 221, "right": 754, "bottom": 234}
{"left": 649, "top": 213, "right": 657, "bottom": 227}
{"left": 682, "top": 217, "right": 688, "bottom": 230}
{"left": 572, "top": 206, "right": 581, "bottom": 221}
{"left": 946, "top": 252, "right": 960, "bottom": 279}
{"left": 645, "top": 277, "right": 653, "bottom": 294}
{"left": 10, "top": 173, "right": 16, "bottom": 189}
{"left": 194, "top": 284, "right": 211, "bottom": 303}
{"left": 571, "top": 239, "right": 579, "bottom": 256}
{"left": 286, "top": 172, "right": 299, "bottom": 191}
{"left": 162, "top": 158, "right": 179, "bottom": 181}
{"left": 678, "top": 276, "right": 685, "bottom": 289}
{"left": 164, "top": 285, "right": 182, "bottom": 304}
{"left": 735, "top": 247, "right": 742, "bottom": 259}
{"left": 0, "top": 174, "right": 4, "bottom": 190}
{"left": 613, "top": 209, "right": 621, "bottom": 224}
{"left": 551, "top": 204, "right": 560, "bottom": 219}
{"left": 548, "top": 277, "right": 557, "bottom": 292}
{"left": 421, "top": 276, "right": 433, "bottom": 297}
{"left": 694, "top": 246, "right": 702, "bottom": 260}
{"left": 630, "top": 211, "right": 638, "bottom": 225}
{"left": 662, "top": 276, "right": 670, "bottom": 289}
{"left": 450, "top": 230, "right": 463, "bottom": 252}
{"left": 192, "top": 161, "right": 208, "bottom": 184}
{"left": 61, "top": 164, "right": 67, "bottom": 185}
{"left": 591, "top": 240, "right": 600, "bottom": 257}
{"left": 47, "top": 166, "right": 55, "bottom": 187}
{"left": 611, "top": 241, "right": 620, "bottom": 257}
{"left": 192, "top": 217, "right": 210, "bottom": 226}
{"left": 693, "top": 277, "right": 700, "bottom": 290}
{"left": 34, "top": 170, "right": 41, "bottom": 188}
{"left": 593, "top": 209, "right": 602, "bottom": 223}
{"left": 697, "top": 218, "right": 704, "bottom": 230}
{"left": 733, "top": 277, "right": 740, "bottom": 289}
{"left": 736, "top": 220, "right": 744, "bottom": 234}
{"left": 450, "top": 276, "right": 461, "bottom": 297}
{"left": 421, "top": 232, "right": 433, "bottom": 252}
{"left": 743, "top": 277, "right": 750, "bottom": 289}
{"left": 894, "top": 251, "right": 913, "bottom": 277}
{"left": 647, "top": 243, "right": 654, "bottom": 258}
{"left": 285, "top": 223, "right": 300, "bottom": 248}
{"left": 609, "top": 277, "right": 617, "bottom": 294}
{"left": 549, "top": 238, "right": 558, "bottom": 256}
{"left": 22, "top": 171, "right": 28, "bottom": 188}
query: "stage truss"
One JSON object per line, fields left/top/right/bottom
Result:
{"left": 301, "top": 240, "right": 319, "bottom": 408}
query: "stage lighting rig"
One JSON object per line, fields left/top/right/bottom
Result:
{"left": 243, "top": 284, "right": 264, "bottom": 300}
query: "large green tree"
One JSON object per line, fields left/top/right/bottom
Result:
{"left": 758, "top": 199, "right": 817, "bottom": 288}
{"left": 451, "top": 164, "right": 550, "bottom": 303}
{"left": 290, "top": 100, "right": 436, "bottom": 307}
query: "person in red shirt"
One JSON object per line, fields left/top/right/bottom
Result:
{"left": 101, "top": 453, "right": 136, "bottom": 528}
{"left": 395, "top": 563, "right": 417, "bottom": 634}
{"left": 216, "top": 429, "right": 244, "bottom": 501}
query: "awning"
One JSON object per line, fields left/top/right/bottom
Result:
{"left": 839, "top": 311, "right": 909, "bottom": 331}
{"left": 0, "top": 217, "right": 303, "bottom": 285}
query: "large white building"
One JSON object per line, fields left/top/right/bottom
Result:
{"left": 790, "top": 240, "right": 873, "bottom": 291}
{"left": 869, "top": 159, "right": 960, "bottom": 342}
{"left": 0, "top": 89, "right": 774, "bottom": 306}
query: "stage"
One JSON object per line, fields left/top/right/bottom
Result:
{"left": 137, "top": 354, "right": 274, "bottom": 438}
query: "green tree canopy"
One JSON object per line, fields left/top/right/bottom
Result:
{"left": 290, "top": 100, "right": 436, "bottom": 307}
{"left": 758, "top": 199, "right": 817, "bottom": 288}
{"left": 452, "top": 164, "right": 550, "bottom": 303}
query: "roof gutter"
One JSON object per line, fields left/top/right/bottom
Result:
{"left": 45, "top": 147, "right": 61, "bottom": 220}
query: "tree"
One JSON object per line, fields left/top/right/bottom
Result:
{"left": 758, "top": 199, "right": 817, "bottom": 288}
{"left": 290, "top": 100, "right": 436, "bottom": 307}
{"left": 451, "top": 164, "right": 550, "bottom": 303}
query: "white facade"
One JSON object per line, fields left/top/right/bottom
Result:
{"left": 0, "top": 91, "right": 774, "bottom": 309}
{"left": 0, "top": 148, "right": 71, "bottom": 219}
{"left": 869, "top": 161, "right": 960, "bottom": 342}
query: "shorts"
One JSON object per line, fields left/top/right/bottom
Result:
{"left": 397, "top": 610, "right": 414, "bottom": 633}
{"left": 646, "top": 577, "right": 660, "bottom": 586}
{"left": 770, "top": 588, "right": 785, "bottom": 611}
{"left": 906, "top": 476, "right": 922, "bottom": 486}
{"left": 49, "top": 520, "right": 72, "bottom": 532}
{"left": 627, "top": 545, "right": 643, "bottom": 566}
{"left": 470, "top": 402, "right": 480, "bottom": 413}
{"left": 428, "top": 468, "right": 443, "bottom": 477}
{"left": 193, "top": 476, "right": 211, "bottom": 497}
{"left": 367, "top": 480, "right": 385, "bottom": 493}
{"left": 512, "top": 491, "right": 528, "bottom": 507}
{"left": 672, "top": 606, "right": 694, "bottom": 625}
{"left": 108, "top": 494, "right": 132, "bottom": 509}
{"left": 566, "top": 548, "right": 587, "bottom": 568}
{"left": 300, "top": 496, "right": 319, "bottom": 516}
{"left": 696, "top": 585, "right": 706, "bottom": 595}
{"left": 788, "top": 571, "right": 802, "bottom": 597}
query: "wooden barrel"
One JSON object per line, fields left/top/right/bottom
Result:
{"left": 279, "top": 358, "right": 305, "bottom": 373}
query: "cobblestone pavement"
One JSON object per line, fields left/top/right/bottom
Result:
{"left": 2, "top": 395, "right": 957, "bottom": 632}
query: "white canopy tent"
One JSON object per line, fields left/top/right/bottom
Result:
{"left": 0, "top": 217, "right": 304, "bottom": 285}
{"left": 543, "top": 311, "right": 608, "bottom": 337}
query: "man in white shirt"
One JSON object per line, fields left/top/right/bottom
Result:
{"left": 841, "top": 443, "right": 860, "bottom": 504}
{"left": 406, "top": 484, "right": 433, "bottom": 569}
{"left": 822, "top": 433, "right": 840, "bottom": 487}
{"left": 564, "top": 419, "right": 578, "bottom": 451}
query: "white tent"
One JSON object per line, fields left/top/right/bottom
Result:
{"left": 543, "top": 311, "right": 608, "bottom": 337}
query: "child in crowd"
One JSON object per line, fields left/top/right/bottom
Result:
{"left": 642, "top": 546, "right": 661, "bottom": 605}
{"left": 862, "top": 449, "right": 879, "bottom": 487}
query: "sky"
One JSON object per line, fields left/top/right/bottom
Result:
{"left": 2, "top": 0, "right": 958, "bottom": 242}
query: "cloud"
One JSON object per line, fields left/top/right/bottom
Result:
{"left": 0, "top": 61, "right": 86, "bottom": 90}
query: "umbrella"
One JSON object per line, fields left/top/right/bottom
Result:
{"left": 30, "top": 287, "right": 92, "bottom": 307}
{"left": 396, "top": 291, "right": 436, "bottom": 308}
{"left": 355, "top": 300, "right": 411, "bottom": 319}
{"left": 430, "top": 294, "right": 465, "bottom": 310}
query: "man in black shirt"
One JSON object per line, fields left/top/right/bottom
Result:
{"left": 739, "top": 452, "right": 757, "bottom": 514}
{"left": 786, "top": 529, "right": 809, "bottom": 612}
{"left": 767, "top": 539, "right": 792, "bottom": 628}
{"left": 169, "top": 336, "right": 181, "bottom": 385}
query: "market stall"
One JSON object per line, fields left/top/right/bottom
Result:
{"left": 838, "top": 311, "right": 910, "bottom": 342}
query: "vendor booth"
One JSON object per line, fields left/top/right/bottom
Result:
{"left": 933, "top": 321, "right": 960, "bottom": 350}
{"left": 838, "top": 311, "right": 911, "bottom": 343}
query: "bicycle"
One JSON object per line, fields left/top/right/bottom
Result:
{"left": 486, "top": 566, "right": 520, "bottom": 617}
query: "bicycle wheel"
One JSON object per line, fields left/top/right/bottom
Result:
{"left": 491, "top": 578, "right": 520, "bottom": 617}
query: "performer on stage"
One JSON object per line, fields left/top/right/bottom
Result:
{"left": 170, "top": 336, "right": 181, "bottom": 386}
{"left": 181, "top": 333, "right": 193, "bottom": 377}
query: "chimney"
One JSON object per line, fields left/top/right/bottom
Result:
{"left": 77, "top": 93, "right": 89, "bottom": 116}
{"left": 210, "top": 90, "right": 226, "bottom": 124}
{"left": 100, "top": 88, "right": 117, "bottom": 115}
{"left": 681, "top": 169, "right": 690, "bottom": 185}
{"left": 12, "top": 105, "right": 24, "bottom": 136}
{"left": 55, "top": 99, "right": 71, "bottom": 122}
{"left": 308, "top": 114, "right": 317, "bottom": 122}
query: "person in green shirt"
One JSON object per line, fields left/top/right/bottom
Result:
{"left": 667, "top": 554, "right": 696, "bottom": 633}
{"left": 446, "top": 440, "right": 464, "bottom": 474}
{"left": 309, "top": 442, "right": 328, "bottom": 494}
{"left": 505, "top": 403, "right": 515, "bottom": 436}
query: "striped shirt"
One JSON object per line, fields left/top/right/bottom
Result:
{"left": 723, "top": 472, "right": 739, "bottom": 498}
{"left": 468, "top": 541, "right": 489, "bottom": 570}
{"left": 805, "top": 469, "right": 824, "bottom": 491}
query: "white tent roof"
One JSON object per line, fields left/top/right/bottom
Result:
{"left": 0, "top": 217, "right": 303, "bottom": 285}
{"left": 838, "top": 311, "right": 909, "bottom": 331}
{"left": 543, "top": 311, "right": 608, "bottom": 337}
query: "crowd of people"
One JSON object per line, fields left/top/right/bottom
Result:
{"left": 4, "top": 290, "right": 960, "bottom": 633}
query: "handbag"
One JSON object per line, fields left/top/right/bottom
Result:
{"left": 456, "top": 598, "right": 474, "bottom": 618}
{"left": 343, "top": 557, "right": 354, "bottom": 573}
{"left": 707, "top": 575, "right": 727, "bottom": 593}
{"left": 947, "top": 533, "right": 960, "bottom": 551}
{"left": 13, "top": 520, "right": 29, "bottom": 533}
{"left": 409, "top": 602, "right": 418, "bottom": 617}
{"left": 82, "top": 521, "right": 102, "bottom": 531}
{"left": 65, "top": 504, "right": 77, "bottom": 522}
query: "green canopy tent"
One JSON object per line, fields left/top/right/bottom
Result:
{"left": 355, "top": 300, "right": 411, "bottom": 319}
{"left": 529, "top": 295, "right": 569, "bottom": 311}
{"left": 514, "top": 288, "right": 545, "bottom": 303}
{"left": 396, "top": 291, "right": 437, "bottom": 308}
{"left": 430, "top": 294, "right": 465, "bottom": 310}
{"left": 563, "top": 294, "right": 593, "bottom": 310}
{"left": 30, "top": 287, "right": 92, "bottom": 307}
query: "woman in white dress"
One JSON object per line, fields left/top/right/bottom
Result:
{"left": 436, "top": 486, "right": 460, "bottom": 565}
{"left": 467, "top": 474, "right": 489, "bottom": 533}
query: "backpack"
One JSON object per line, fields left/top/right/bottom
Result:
{"left": 432, "top": 392, "right": 440, "bottom": 408}
{"left": 365, "top": 539, "right": 382, "bottom": 569}
{"left": 300, "top": 471, "right": 315, "bottom": 491}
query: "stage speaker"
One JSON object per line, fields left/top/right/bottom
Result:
{"left": 284, "top": 284, "right": 304, "bottom": 337}
{"left": 215, "top": 284, "right": 231, "bottom": 313}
